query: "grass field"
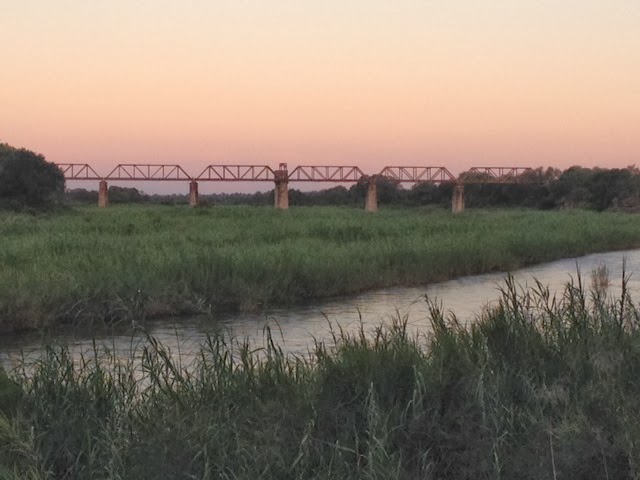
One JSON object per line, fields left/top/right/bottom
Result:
{"left": 1, "top": 275, "right": 640, "bottom": 478}
{"left": 2, "top": 205, "right": 640, "bottom": 331}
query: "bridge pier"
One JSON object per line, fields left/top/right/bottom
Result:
{"left": 98, "top": 180, "right": 108, "bottom": 208}
{"left": 365, "top": 176, "right": 378, "bottom": 212}
{"left": 274, "top": 180, "right": 289, "bottom": 209}
{"left": 189, "top": 181, "right": 199, "bottom": 207}
{"left": 274, "top": 163, "right": 289, "bottom": 210}
{"left": 452, "top": 184, "right": 465, "bottom": 214}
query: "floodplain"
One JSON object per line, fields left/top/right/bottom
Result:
{"left": 2, "top": 205, "right": 640, "bottom": 331}
{"left": 3, "top": 205, "right": 640, "bottom": 477}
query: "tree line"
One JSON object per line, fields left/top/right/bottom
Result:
{"left": 2, "top": 142, "right": 639, "bottom": 212}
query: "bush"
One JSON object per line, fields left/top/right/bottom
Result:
{"left": 0, "top": 143, "right": 65, "bottom": 210}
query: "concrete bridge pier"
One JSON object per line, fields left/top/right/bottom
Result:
{"left": 98, "top": 180, "right": 108, "bottom": 208}
{"left": 274, "top": 180, "right": 289, "bottom": 209}
{"left": 274, "top": 163, "right": 289, "bottom": 210}
{"left": 365, "top": 176, "right": 378, "bottom": 212}
{"left": 452, "top": 184, "right": 465, "bottom": 214}
{"left": 189, "top": 180, "right": 199, "bottom": 207}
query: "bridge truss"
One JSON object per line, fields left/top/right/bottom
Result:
{"left": 196, "top": 165, "right": 276, "bottom": 181}
{"left": 460, "top": 167, "right": 534, "bottom": 184}
{"left": 105, "top": 164, "right": 192, "bottom": 181}
{"left": 287, "top": 166, "right": 366, "bottom": 182}
{"left": 56, "top": 163, "right": 102, "bottom": 180}
{"left": 378, "top": 166, "right": 456, "bottom": 183}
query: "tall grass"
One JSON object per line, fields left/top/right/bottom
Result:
{"left": 2, "top": 205, "right": 640, "bottom": 330}
{"left": 2, "top": 273, "right": 640, "bottom": 478}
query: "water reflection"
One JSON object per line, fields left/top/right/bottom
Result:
{"left": 2, "top": 249, "right": 640, "bottom": 371}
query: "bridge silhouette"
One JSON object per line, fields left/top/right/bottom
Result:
{"left": 56, "top": 163, "right": 535, "bottom": 213}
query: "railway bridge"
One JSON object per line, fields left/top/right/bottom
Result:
{"left": 56, "top": 163, "right": 535, "bottom": 213}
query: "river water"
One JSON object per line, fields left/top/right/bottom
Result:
{"left": 2, "top": 249, "right": 640, "bottom": 370}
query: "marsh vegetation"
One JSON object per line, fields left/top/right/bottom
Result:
{"left": 3, "top": 206, "right": 640, "bottom": 331}
{"left": 2, "top": 274, "right": 640, "bottom": 478}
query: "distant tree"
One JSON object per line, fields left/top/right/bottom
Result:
{"left": 108, "top": 186, "right": 149, "bottom": 204}
{"left": 306, "top": 186, "right": 353, "bottom": 206}
{"left": 457, "top": 170, "right": 493, "bottom": 184}
{"left": 407, "top": 182, "right": 446, "bottom": 206}
{"left": 65, "top": 188, "right": 98, "bottom": 204}
{"left": 526, "top": 166, "right": 562, "bottom": 184}
{"left": 200, "top": 191, "right": 271, "bottom": 206}
{"left": 377, "top": 177, "right": 404, "bottom": 204}
{"left": 588, "top": 168, "right": 635, "bottom": 211}
{"left": 349, "top": 176, "right": 404, "bottom": 205}
{"left": 548, "top": 166, "right": 594, "bottom": 208}
{"left": 288, "top": 188, "right": 308, "bottom": 206}
{"left": 348, "top": 178, "right": 367, "bottom": 204}
{"left": 148, "top": 193, "right": 188, "bottom": 206}
{"left": 0, "top": 143, "right": 65, "bottom": 209}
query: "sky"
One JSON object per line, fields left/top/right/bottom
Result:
{"left": 2, "top": 1, "right": 639, "bottom": 193}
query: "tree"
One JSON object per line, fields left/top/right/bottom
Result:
{"left": 108, "top": 186, "right": 148, "bottom": 204}
{"left": 549, "top": 166, "right": 594, "bottom": 208}
{"left": 407, "top": 182, "right": 447, "bottom": 206}
{"left": 588, "top": 168, "right": 635, "bottom": 211}
{"left": 65, "top": 188, "right": 98, "bottom": 204}
{"left": 349, "top": 176, "right": 404, "bottom": 205}
{"left": 0, "top": 143, "right": 65, "bottom": 209}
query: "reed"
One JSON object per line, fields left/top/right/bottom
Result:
{"left": 2, "top": 205, "right": 640, "bottom": 331}
{"left": 2, "top": 272, "right": 640, "bottom": 478}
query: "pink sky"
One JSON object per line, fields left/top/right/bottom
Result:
{"left": 2, "top": 1, "right": 639, "bottom": 193}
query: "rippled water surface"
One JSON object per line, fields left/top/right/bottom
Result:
{"left": 2, "top": 249, "right": 640, "bottom": 369}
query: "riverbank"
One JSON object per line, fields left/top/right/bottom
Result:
{"left": 1, "top": 277, "right": 639, "bottom": 478}
{"left": 2, "top": 205, "right": 640, "bottom": 331}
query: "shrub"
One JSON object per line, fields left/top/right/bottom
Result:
{"left": 0, "top": 143, "right": 65, "bottom": 210}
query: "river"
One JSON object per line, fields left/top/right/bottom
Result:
{"left": 2, "top": 249, "right": 640, "bottom": 370}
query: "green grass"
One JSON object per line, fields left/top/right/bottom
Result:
{"left": 2, "top": 274, "right": 640, "bottom": 478}
{"left": 2, "top": 205, "right": 640, "bottom": 331}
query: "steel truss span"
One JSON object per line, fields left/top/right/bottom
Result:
{"left": 106, "top": 164, "right": 192, "bottom": 181}
{"left": 378, "top": 166, "right": 456, "bottom": 183}
{"left": 197, "top": 165, "right": 275, "bottom": 181}
{"left": 287, "top": 166, "right": 366, "bottom": 182}
{"left": 461, "top": 167, "right": 535, "bottom": 184}
{"left": 56, "top": 163, "right": 102, "bottom": 181}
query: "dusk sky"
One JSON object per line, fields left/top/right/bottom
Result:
{"left": 2, "top": 1, "right": 639, "bottom": 192}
